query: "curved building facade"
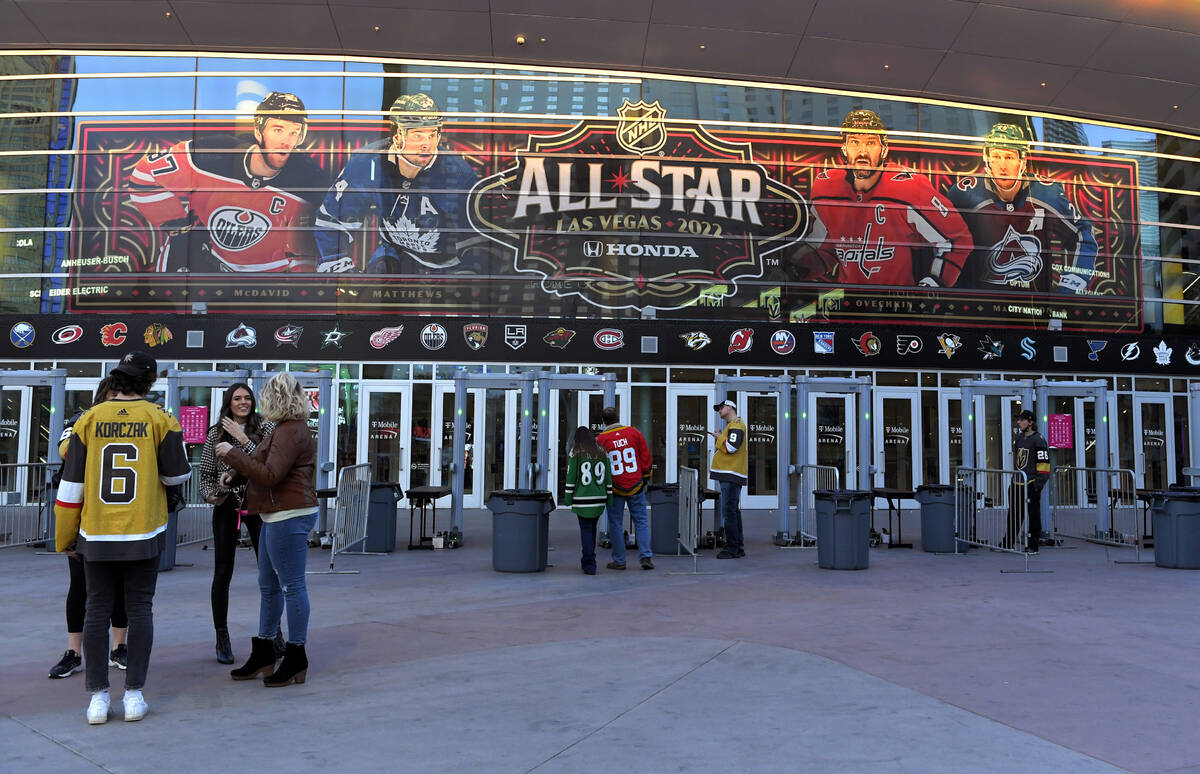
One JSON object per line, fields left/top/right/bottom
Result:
{"left": 0, "top": 52, "right": 1196, "bottom": 510}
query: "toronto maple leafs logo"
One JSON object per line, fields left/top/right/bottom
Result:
{"left": 1154, "top": 340, "right": 1172, "bottom": 365}
{"left": 978, "top": 335, "right": 1004, "bottom": 360}
{"left": 984, "top": 225, "right": 1043, "bottom": 287}
{"left": 382, "top": 212, "right": 441, "bottom": 259}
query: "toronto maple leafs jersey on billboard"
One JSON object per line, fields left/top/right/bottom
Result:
{"left": 947, "top": 175, "right": 1098, "bottom": 294}
{"left": 313, "top": 139, "right": 478, "bottom": 273}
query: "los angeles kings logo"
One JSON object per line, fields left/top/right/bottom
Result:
{"left": 468, "top": 100, "right": 810, "bottom": 311}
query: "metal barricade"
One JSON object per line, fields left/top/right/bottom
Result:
{"left": 955, "top": 466, "right": 1040, "bottom": 571}
{"left": 0, "top": 462, "right": 56, "bottom": 549}
{"left": 310, "top": 463, "right": 372, "bottom": 575}
{"left": 175, "top": 475, "right": 213, "bottom": 547}
{"left": 678, "top": 467, "right": 699, "bottom": 554}
{"left": 1049, "top": 466, "right": 1141, "bottom": 559}
{"left": 794, "top": 464, "right": 840, "bottom": 546}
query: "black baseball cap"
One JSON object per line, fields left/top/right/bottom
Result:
{"left": 111, "top": 350, "right": 158, "bottom": 379}
{"left": 713, "top": 399, "right": 737, "bottom": 412}
{"left": 1016, "top": 409, "right": 1036, "bottom": 422}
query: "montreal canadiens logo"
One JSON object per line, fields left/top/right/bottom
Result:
{"left": 209, "top": 206, "right": 271, "bottom": 252}
{"left": 594, "top": 329, "right": 624, "bottom": 350}
{"left": 51, "top": 325, "right": 83, "bottom": 345}
{"left": 728, "top": 328, "right": 753, "bottom": 354}
{"left": 769, "top": 330, "right": 795, "bottom": 355}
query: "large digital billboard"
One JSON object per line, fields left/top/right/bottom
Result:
{"left": 56, "top": 96, "right": 1141, "bottom": 333}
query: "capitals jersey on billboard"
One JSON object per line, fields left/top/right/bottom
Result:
{"left": 808, "top": 165, "right": 973, "bottom": 287}
{"left": 314, "top": 139, "right": 479, "bottom": 273}
{"left": 129, "top": 135, "right": 325, "bottom": 272}
{"left": 947, "top": 175, "right": 1098, "bottom": 293}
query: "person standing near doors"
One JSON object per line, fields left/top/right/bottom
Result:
{"left": 710, "top": 399, "right": 748, "bottom": 559}
{"left": 597, "top": 406, "right": 654, "bottom": 570}
{"left": 1012, "top": 409, "right": 1050, "bottom": 553}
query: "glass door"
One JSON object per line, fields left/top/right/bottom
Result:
{"left": 807, "top": 393, "right": 857, "bottom": 489}
{"left": 873, "top": 389, "right": 920, "bottom": 506}
{"left": 1133, "top": 396, "right": 1174, "bottom": 491}
{"left": 430, "top": 384, "right": 485, "bottom": 509}
{"left": 666, "top": 386, "right": 715, "bottom": 490}
{"left": 937, "top": 390, "right": 964, "bottom": 484}
{"left": 358, "top": 384, "right": 412, "bottom": 493}
{"left": 739, "top": 391, "right": 778, "bottom": 509}
{"left": 547, "top": 387, "right": 629, "bottom": 503}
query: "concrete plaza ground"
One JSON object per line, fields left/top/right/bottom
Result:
{"left": 2, "top": 509, "right": 1198, "bottom": 773}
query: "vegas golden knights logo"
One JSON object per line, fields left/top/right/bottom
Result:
{"left": 616, "top": 100, "right": 667, "bottom": 156}
{"left": 1016, "top": 448, "right": 1029, "bottom": 470}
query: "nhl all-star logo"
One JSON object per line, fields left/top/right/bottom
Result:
{"left": 467, "top": 100, "right": 808, "bottom": 313}
{"left": 615, "top": 99, "right": 668, "bottom": 156}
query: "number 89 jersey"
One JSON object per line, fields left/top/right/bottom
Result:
{"left": 55, "top": 398, "right": 192, "bottom": 560}
{"left": 597, "top": 424, "right": 653, "bottom": 497}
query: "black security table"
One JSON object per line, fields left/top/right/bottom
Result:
{"left": 406, "top": 485, "right": 451, "bottom": 550}
{"left": 872, "top": 487, "right": 915, "bottom": 549}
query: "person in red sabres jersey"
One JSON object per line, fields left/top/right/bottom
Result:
{"left": 805, "top": 109, "right": 972, "bottom": 288}
{"left": 128, "top": 92, "right": 325, "bottom": 273}
{"left": 596, "top": 406, "right": 655, "bottom": 570}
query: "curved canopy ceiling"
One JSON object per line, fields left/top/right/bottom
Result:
{"left": 2, "top": 0, "right": 1198, "bottom": 135}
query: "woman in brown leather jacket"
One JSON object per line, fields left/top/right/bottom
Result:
{"left": 216, "top": 372, "right": 317, "bottom": 687}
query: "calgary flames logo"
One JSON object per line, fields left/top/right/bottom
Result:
{"left": 100, "top": 322, "right": 127, "bottom": 347}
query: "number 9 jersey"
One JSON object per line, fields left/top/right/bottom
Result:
{"left": 55, "top": 398, "right": 192, "bottom": 560}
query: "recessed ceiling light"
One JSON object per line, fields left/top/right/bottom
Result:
{"left": 165, "top": 10, "right": 172, "bottom": 17}
{"left": 515, "top": 33, "right": 527, "bottom": 45}
{"left": 699, "top": 44, "right": 707, "bottom": 50}
{"left": 373, "top": 25, "right": 380, "bottom": 32}
{"left": 883, "top": 64, "right": 889, "bottom": 70}
{"left": 539, "top": 36, "right": 547, "bottom": 43}
{"left": 1040, "top": 82, "right": 1047, "bottom": 87}
{"left": 1173, "top": 104, "right": 1180, "bottom": 110}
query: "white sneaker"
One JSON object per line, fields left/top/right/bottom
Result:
{"left": 122, "top": 690, "right": 148, "bottom": 722}
{"left": 86, "top": 691, "right": 110, "bottom": 725}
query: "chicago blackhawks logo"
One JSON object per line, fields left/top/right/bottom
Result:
{"left": 143, "top": 323, "right": 172, "bottom": 347}
{"left": 468, "top": 99, "right": 809, "bottom": 312}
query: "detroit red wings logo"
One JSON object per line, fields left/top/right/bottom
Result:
{"left": 369, "top": 325, "right": 404, "bottom": 350}
{"left": 100, "top": 322, "right": 127, "bottom": 347}
{"left": 728, "top": 328, "right": 754, "bottom": 354}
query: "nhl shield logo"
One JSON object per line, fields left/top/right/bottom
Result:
{"left": 616, "top": 100, "right": 667, "bottom": 156}
{"left": 464, "top": 323, "right": 488, "bottom": 351}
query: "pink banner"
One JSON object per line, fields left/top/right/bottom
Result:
{"left": 179, "top": 405, "right": 209, "bottom": 445}
{"left": 1047, "top": 414, "right": 1074, "bottom": 449}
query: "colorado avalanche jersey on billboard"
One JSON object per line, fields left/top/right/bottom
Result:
{"left": 314, "top": 139, "right": 477, "bottom": 273}
{"left": 947, "top": 175, "right": 1098, "bottom": 293}
{"left": 129, "top": 135, "right": 325, "bottom": 272}
{"left": 808, "top": 165, "right": 972, "bottom": 287}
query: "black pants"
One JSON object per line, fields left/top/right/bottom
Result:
{"left": 577, "top": 515, "right": 598, "bottom": 572}
{"left": 83, "top": 556, "right": 158, "bottom": 692}
{"left": 67, "top": 553, "right": 126, "bottom": 633}
{"left": 211, "top": 498, "right": 263, "bottom": 630}
{"left": 1006, "top": 482, "right": 1044, "bottom": 551}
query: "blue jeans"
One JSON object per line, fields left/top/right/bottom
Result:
{"left": 607, "top": 490, "right": 651, "bottom": 564}
{"left": 578, "top": 516, "right": 598, "bottom": 572}
{"left": 719, "top": 480, "right": 744, "bottom": 553}
{"left": 258, "top": 512, "right": 317, "bottom": 644}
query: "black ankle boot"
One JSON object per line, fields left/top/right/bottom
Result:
{"left": 272, "top": 629, "right": 286, "bottom": 659}
{"left": 263, "top": 643, "right": 307, "bottom": 687}
{"left": 230, "top": 637, "right": 276, "bottom": 681}
{"left": 215, "top": 628, "right": 234, "bottom": 665}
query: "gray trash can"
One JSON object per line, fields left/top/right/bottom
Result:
{"left": 156, "top": 509, "right": 179, "bottom": 572}
{"left": 814, "top": 489, "right": 871, "bottom": 570}
{"left": 1154, "top": 491, "right": 1200, "bottom": 569}
{"left": 916, "top": 484, "right": 962, "bottom": 554}
{"left": 647, "top": 483, "right": 680, "bottom": 555}
{"left": 487, "top": 489, "right": 555, "bottom": 572}
{"left": 365, "top": 483, "right": 403, "bottom": 553}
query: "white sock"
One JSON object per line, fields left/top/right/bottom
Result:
{"left": 123, "top": 689, "right": 143, "bottom": 701}
{"left": 93, "top": 689, "right": 110, "bottom": 702}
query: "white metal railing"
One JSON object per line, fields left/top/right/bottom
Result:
{"left": 955, "top": 466, "right": 1038, "bottom": 572}
{"left": 1048, "top": 466, "right": 1142, "bottom": 560}
{"left": 310, "top": 464, "right": 372, "bottom": 575}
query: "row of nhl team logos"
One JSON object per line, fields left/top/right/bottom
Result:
{"left": 7, "top": 320, "right": 1196, "bottom": 366}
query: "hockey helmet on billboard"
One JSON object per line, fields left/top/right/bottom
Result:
{"left": 254, "top": 92, "right": 308, "bottom": 143}
{"left": 389, "top": 93, "right": 444, "bottom": 133}
{"left": 983, "top": 123, "right": 1029, "bottom": 158}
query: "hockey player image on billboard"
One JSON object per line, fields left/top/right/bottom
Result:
{"left": 947, "top": 123, "right": 1098, "bottom": 294}
{"left": 804, "top": 109, "right": 973, "bottom": 288}
{"left": 314, "top": 94, "right": 483, "bottom": 274}
{"left": 127, "top": 92, "right": 325, "bottom": 273}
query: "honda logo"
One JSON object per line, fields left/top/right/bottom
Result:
{"left": 583, "top": 241, "right": 602, "bottom": 258}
